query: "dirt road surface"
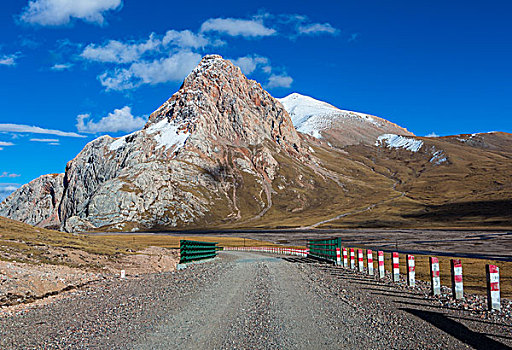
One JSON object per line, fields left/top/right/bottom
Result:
{"left": 1, "top": 251, "right": 511, "bottom": 349}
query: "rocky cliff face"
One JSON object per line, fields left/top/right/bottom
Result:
{"left": 1, "top": 55, "right": 311, "bottom": 232}
{"left": 0, "top": 173, "right": 64, "bottom": 229}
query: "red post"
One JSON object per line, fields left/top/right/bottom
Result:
{"left": 486, "top": 264, "right": 500, "bottom": 311}
{"left": 450, "top": 259, "right": 463, "bottom": 300}
{"left": 407, "top": 255, "right": 415, "bottom": 287}
{"left": 350, "top": 248, "right": 355, "bottom": 269}
{"left": 358, "top": 249, "right": 364, "bottom": 272}
{"left": 392, "top": 252, "right": 400, "bottom": 282}
{"left": 378, "top": 251, "right": 385, "bottom": 278}
{"left": 430, "top": 257, "right": 441, "bottom": 296}
{"left": 367, "top": 250, "right": 374, "bottom": 276}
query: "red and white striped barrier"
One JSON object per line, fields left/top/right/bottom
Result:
{"left": 392, "top": 252, "right": 400, "bottom": 282}
{"left": 336, "top": 247, "right": 341, "bottom": 266}
{"left": 486, "top": 264, "right": 500, "bottom": 311}
{"left": 342, "top": 248, "right": 348, "bottom": 268}
{"left": 223, "top": 246, "right": 308, "bottom": 257}
{"left": 358, "top": 249, "right": 364, "bottom": 272}
{"left": 350, "top": 248, "right": 355, "bottom": 269}
{"left": 378, "top": 251, "right": 385, "bottom": 278}
{"left": 367, "top": 250, "right": 374, "bottom": 276}
{"left": 407, "top": 255, "right": 415, "bottom": 287}
{"left": 450, "top": 259, "right": 463, "bottom": 300}
{"left": 430, "top": 257, "right": 441, "bottom": 296}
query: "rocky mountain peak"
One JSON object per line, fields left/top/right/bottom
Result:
{"left": 0, "top": 54, "right": 309, "bottom": 232}
{"left": 146, "top": 54, "right": 302, "bottom": 156}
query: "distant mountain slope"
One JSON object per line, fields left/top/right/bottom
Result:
{"left": 278, "top": 93, "right": 413, "bottom": 146}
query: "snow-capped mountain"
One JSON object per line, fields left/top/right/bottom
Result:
{"left": 278, "top": 93, "right": 413, "bottom": 147}
{"left": 1, "top": 56, "right": 511, "bottom": 232}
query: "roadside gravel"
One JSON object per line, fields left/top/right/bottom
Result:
{"left": 0, "top": 251, "right": 511, "bottom": 349}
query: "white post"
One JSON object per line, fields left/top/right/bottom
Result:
{"left": 430, "top": 257, "right": 441, "bottom": 296}
{"left": 486, "top": 264, "right": 501, "bottom": 311}
{"left": 407, "top": 255, "right": 415, "bottom": 287}
{"left": 451, "top": 259, "right": 464, "bottom": 300}
{"left": 378, "top": 251, "right": 385, "bottom": 278}
{"left": 350, "top": 248, "right": 355, "bottom": 269}
{"left": 336, "top": 247, "right": 341, "bottom": 266}
{"left": 120, "top": 270, "right": 126, "bottom": 279}
{"left": 342, "top": 248, "right": 348, "bottom": 268}
{"left": 392, "top": 252, "right": 400, "bottom": 282}
{"left": 367, "top": 250, "right": 374, "bottom": 276}
{"left": 358, "top": 249, "right": 364, "bottom": 272}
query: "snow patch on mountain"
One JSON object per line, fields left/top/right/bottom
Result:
{"left": 376, "top": 134, "right": 423, "bottom": 152}
{"left": 278, "top": 93, "right": 381, "bottom": 138}
{"left": 147, "top": 119, "right": 189, "bottom": 151}
{"left": 429, "top": 150, "right": 447, "bottom": 165}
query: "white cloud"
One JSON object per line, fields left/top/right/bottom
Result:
{"left": 0, "top": 54, "right": 19, "bottom": 66}
{"left": 266, "top": 74, "right": 293, "bottom": 88}
{"left": 99, "top": 51, "right": 202, "bottom": 91}
{"left": 0, "top": 142, "right": 14, "bottom": 147}
{"left": 51, "top": 63, "right": 72, "bottom": 70}
{"left": 230, "top": 55, "right": 270, "bottom": 75}
{"left": 426, "top": 132, "right": 439, "bottom": 137}
{"left": 98, "top": 68, "right": 136, "bottom": 91}
{"left": 297, "top": 22, "right": 339, "bottom": 35}
{"left": 30, "top": 138, "right": 60, "bottom": 142}
{"left": 200, "top": 18, "right": 276, "bottom": 37}
{"left": 0, "top": 172, "right": 20, "bottom": 178}
{"left": 163, "top": 30, "right": 214, "bottom": 49}
{"left": 76, "top": 106, "right": 146, "bottom": 133}
{"left": 81, "top": 35, "right": 160, "bottom": 64}
{"left": 20, "top": 0, "right": 122, "bottom": 26}
{"left": 0, "top": 123, "right": 85, "bottom": 137}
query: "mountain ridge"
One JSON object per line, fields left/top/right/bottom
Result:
{"left": 1, "top": 55, "right": 511, "bottom": 231}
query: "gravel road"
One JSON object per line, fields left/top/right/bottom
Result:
{"left": 1, "top": 251, "right": 511, "bottom": 349}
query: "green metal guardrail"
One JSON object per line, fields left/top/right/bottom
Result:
{"left": 179, "top": 240, "right": 218, "bottom": 264}
{"left": 307, "top": 237, "right": 341, "bottom": 264}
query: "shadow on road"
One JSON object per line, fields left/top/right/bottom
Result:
{"left": 281, "top": 257, "right": 320, "bottom": 264}
{"left": 400, "top": 308, "right": 512, "bottom": 350}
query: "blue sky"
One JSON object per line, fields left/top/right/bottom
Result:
{"left": 0, "top": 0, "right": 511, "bottom": 198}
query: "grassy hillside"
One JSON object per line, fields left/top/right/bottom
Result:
{"left": 319, "top": 133, "right": 512, "bottom": 228}
{"left": 216, "top": 132, "right": 512, "bottom": 230}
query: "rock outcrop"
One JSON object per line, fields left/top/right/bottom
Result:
{"left": 0, "top": 173, "right": 64, "bottom": 229}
